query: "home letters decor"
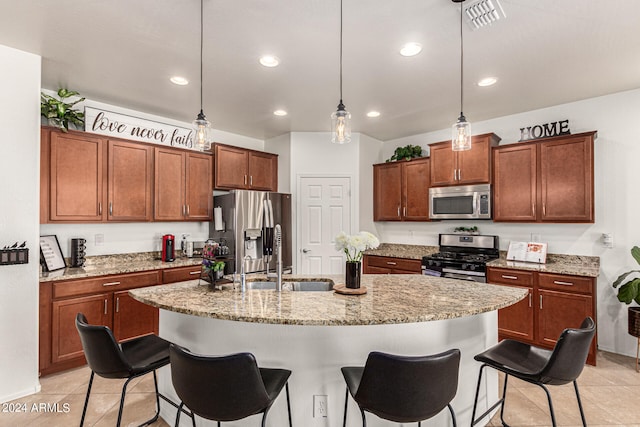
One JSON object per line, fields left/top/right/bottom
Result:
{"left": 85, "top": 107, "right": 196, "bottom": 149}
{"left": 519, "top": 119, "right": 570, "bottom": 142}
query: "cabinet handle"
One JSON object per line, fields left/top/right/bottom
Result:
{"left": 99, "top": 202, "right": 102, "bottom": 215}
{"left": 403, "top": 206, "right": 406, "bottom": 217}
{"left": 543, "top": 204, "right": 546, "bottom": 216}
{"left": 250, "top": 176, "right": 253, "bottom": 186}
{"left": 458, "top": 169, "right": 461, "bottom": 181}
{"left": 182, "top": 205, "right": 186, "bottom": 217}
{"left": 553, "top": 280, "right": 574, "bottom": 286}
{"left": 528, "top": 292, "right": 532, "bottom": 307}
{"left": 501, "top": 275, "right": 519, "bottom": 280}
{"left": 244, "top": 175, "right": 247, "bottom": 185}
{"left": 104, "top": 299, "right": 108, "bottom": 315}
{"left": 386, "top": 262, "right": 397, "bottom": 265}
{"left": 109, "top": 202, "right": 113, "bottom": 216}
{"left": 189, "top": 271, "right": 200, "bottom": 275}
{"left": 540, "top": 295, "right": 543, "bottom": 309}
{"left": 187, "top": 205, "right": 190, "bottom": 216}
{"left": 102, "top": 281, "right": 121, "bottom": 287}
{"left": 397, "top": 206, "right": 401, "bottom": 217}
{"left": 116, "top": 297, "right": 120, "bottom": 313}
{"left": 453, "top": 170, "right": 457, "bottom": 181}
{"left": 532, "top": 204, "right": 535, "bottom": 217}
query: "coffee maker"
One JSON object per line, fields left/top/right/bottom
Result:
{"left": 162, "top": 234, "right": 175, "bottom": 262}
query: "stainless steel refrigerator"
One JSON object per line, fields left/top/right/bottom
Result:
{"left": 210, "top": 190, "right": 292, "bottom": 275}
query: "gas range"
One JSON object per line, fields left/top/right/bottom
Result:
{"left": 422, "top": 234, "right": 499, "bottom": 283}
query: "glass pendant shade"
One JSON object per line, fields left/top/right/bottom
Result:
{"left": 331, "top": 103, "right": 351, "bottom": 144}
{"left": 193, "top": 110, "right": 213, "bottom": 151}
{"left": 452, "top": 114, "right": 471, "bottom": 151}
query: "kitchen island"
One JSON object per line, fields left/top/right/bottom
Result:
{"left": 130, "top": 274, "right": 526, "bottom": 427}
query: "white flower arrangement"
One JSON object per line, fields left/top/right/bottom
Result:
{"left": 335, "top": 231, "right": 380, "bottom": 262}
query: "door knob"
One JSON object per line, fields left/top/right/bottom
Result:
{"left": 302, "top": 248, "right": 311, "bottom": 253}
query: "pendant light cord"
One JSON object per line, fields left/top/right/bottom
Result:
{"left": 339, "top": 0, "right": 343, "bottom": 103}
{"left": 459, "top": 1, "right": 464, "bottom": 117}
{"left": 199, "top": 0, "right": 204, "bottom": 113}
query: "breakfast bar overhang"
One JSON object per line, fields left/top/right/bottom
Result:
{"left": 130, "top": 274, "right": 526, "bottom": 427}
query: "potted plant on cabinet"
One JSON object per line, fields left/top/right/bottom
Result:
{"left": 40, "top": 88, "right": 85, "bottom": 132}
{"left": 612, "top": 245, "right": 640, "bottom": 370}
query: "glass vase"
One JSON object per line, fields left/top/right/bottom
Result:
{"left": 345, "top": 261, "right": 361, "bottom": 289}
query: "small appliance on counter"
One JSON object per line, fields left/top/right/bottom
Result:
{"left": 162, "top": 234, "right": 175, "bottom": 262}
{"left": 70, "top": 238, "right": 86, "bottom": 268}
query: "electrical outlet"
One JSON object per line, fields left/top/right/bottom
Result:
{"left": 313, "top": 395, "right": 328, "bottom": 418}
{"left": 95, "top": 233, "right": 104, "bottom": 246}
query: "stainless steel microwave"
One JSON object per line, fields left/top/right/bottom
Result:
{"left": 429, "top": 184, "right": 492, "bottom": 220}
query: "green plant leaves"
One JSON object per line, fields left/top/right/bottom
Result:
{"left": 41, "top": 88, "right": 85, "bottom": 132}
{"left": 632, "top": 246, "right": 640, "bottom": 265}
{"left": 387, "top": 144, "right": 423, "bottom": 162}
{"left": 612, "top": 246, "right": 640, "bottom": 304}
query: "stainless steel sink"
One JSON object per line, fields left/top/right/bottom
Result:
{"left": 245, "top": 280, "right": 334, "bottom": 292}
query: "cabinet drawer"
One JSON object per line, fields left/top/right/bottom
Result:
{"left": 487, "top": 268, "right": 534, "bottom": 287}
{"left": 162, "top": 265, "right": 203, "bottom": 283}
{"left": 538, "top": 273, "right": 593, "bottom": 294}
{"left": 365, "top": 256, "right": 421, "bottom": 273}
{"left": 53, "top": 270, "right": 161, "bottom": 299}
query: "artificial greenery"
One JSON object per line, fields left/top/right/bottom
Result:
{"left": 212, "top": 261, "right": 225, "bottom": 272}
{"left": 386, "top": 144, "right": 423, "bottom": 162}
{"left": 40, "top": 88, "right": 85, "bottom": 132}
{"left": 613, "top": 246, "right": 640, "bottom": 304}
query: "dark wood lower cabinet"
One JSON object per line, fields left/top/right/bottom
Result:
{"left": 363, "top": 255, "right": 422, "bottom": 274}
{"left": 487, "top": 267, "right": 597, "bottom": 365}
{"left": 112, "top": 291, "right": 159, "bottom": 342}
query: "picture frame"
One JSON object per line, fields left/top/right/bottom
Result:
{"left": 39, "top": 235, "right": 66, "bottom": 272}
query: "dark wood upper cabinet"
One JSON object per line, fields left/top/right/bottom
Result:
{"left": 373, "top": 157, "right": 430, "bottom": 221}
{"left": 49, "top": 131, "right": 106, "bottom": 222}
{"left": 185, "top": 151, "right": 214, "bottom": 220}
{"left": 108, "top": 139, "right": 153, "bottom": 221}
{"left": 493, "top": 131, "right": 595, "bottom": 223}
{"left": 429, "top": 133, "right": 500, "bottom": 187}
{"left": 214, "top": 143, "right": 278, "bottom": 191}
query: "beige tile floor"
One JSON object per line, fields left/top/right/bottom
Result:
{"left": 0, "top": 350, "right": 638, "bottom": 426}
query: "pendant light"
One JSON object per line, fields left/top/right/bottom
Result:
{"left": 192, "top": 0, "right": 213, "bottom": 151}
{"left": 331, "top": 0, "right": 351, "bottom": 144}
{"left": 452, "top": 0, "right": 471, "bottom": 151}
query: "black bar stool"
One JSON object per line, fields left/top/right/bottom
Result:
{"left": 470, "top": 317, "right": 595, "bottom": 427}
{"left": 169, "top": 343, "right": 293, "bottom": 427}
{"left": 75, "top": 312, "right": 181, "bottom": 427}
{"left": 341, "top": 349, "right": 460, "bottom": 427}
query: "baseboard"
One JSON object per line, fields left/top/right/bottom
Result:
{"left": 0, "top": 382, "right": 41, "bottom": 404}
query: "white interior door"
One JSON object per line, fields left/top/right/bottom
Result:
{"left": 299, "top": 176, "right": 351, "bottom": 274}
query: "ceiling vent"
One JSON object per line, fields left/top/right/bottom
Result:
{"left": 464, "top": 0, "right": 506, "bottom": 29}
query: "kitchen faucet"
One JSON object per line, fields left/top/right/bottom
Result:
{"left": 240, "top": 255, "right": 251, "bottom": 292}
{"left": 275, "top": 224, "right": 283, "bottom": 291}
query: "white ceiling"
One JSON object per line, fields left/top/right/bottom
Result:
{"left": 1, "top": 0, "right": 639, "bottom": 141}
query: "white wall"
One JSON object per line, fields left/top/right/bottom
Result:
{"left": 358, "top": 133, "right": 384, "bottom": 236}
{"left": 265, "top": 133, "right": 291, "bottom": 193}
{"left": 39, "top": 94, "right": 265, "bottom": 256}
{"left": 0, "top": 45, "right": 41, "bottom": 402}
{"left": 377, "top": 87, "right": 640, "bottom": 358}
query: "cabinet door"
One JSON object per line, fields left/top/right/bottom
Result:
{"left": 248, "top": 151, "right": 277, "bottom": 191}
{"left": 108, "top": 139, "right": 153, "bottom": 221}
{"left": 497, "top": 286, "right": 534, "bottom": 341}
{"left": 493, "top": 143, "right": 538, "bottom": 221}
{"left": 457, "top": 135, "right": 492, "bottom": 184}
{"left": 429, "top": 142, "right": 456, "bottom": 186}
{"left": 162, "top": 266, "right": 204, "bottom": 283}
{"left": 540, "top": 134, "right": 594, "bottom": 222}
{"left": 112, "top": 291, "right": 158, "bottom": 342}
{"left": 49, "top": 132, "right": 106, "bottom": 221}
{"left": 51, "top": 293, "right": 111, "bottom": 364}
{"left": 402, "top": 158, "right": 430, "bottom": 221}
{"left": 186, "top": 152, "right": 213, "bottom": 220}
{"left": 365, "top": 265, "right": 392, "bottom": 274}
{"left": 373, "top": 163, "right": 402, "bottom": 221}
{"left": 215, "top": 145, "right": 248, "bottom": 189}
{"left": 537, "top": 289, "right": 593, "bottom": 348}
{"left": 154, "top": 147, "right": 186, "bottom": 221}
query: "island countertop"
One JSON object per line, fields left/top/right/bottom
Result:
{"left": 129, "top": 274, "right": 527, "bottom": 326}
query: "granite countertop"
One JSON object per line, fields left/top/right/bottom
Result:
{"left": 39, "top": 252, "right": 204, "bottom": 283}
{"left": 366, "top": 243, "right": 600, "bottom": 278}
{"left": 364, "top": 243, "right": 438, "bottom": 260}
{"left": 129, "top": 274, "right": 527, "bottom": 326}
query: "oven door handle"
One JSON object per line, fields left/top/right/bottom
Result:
{"left": 442, "top": 272, "right": 485, "bottom": 282}
{"left": 442, "top": 267, "right": 485, "bottom": 277}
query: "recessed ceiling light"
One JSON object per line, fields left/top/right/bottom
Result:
{"left": 399, "top": 43, "right": 422, "bottom": 57}
{"left": 478, "top": 77, "right": 497, "bottom": 87}
{"left": 170, "top": 76, "right": 189, "bottom": 85}
{"left": 259, "top": 55, "right": 280, "bottom": 67}
{"left": 367, "top": 111, "right": 381, "bottom": 118}
{"left": 273, "top": 110, "right": 288, "bottom": 116}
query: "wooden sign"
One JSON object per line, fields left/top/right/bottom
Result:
{"left": 84, "top": 107, "right": 196, "bottom": 149}
{"left": 519, "top": 119, "right": 570, "bottom": 142}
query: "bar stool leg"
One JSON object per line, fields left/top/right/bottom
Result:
{"left": 636, "top": 337, "right": 639, "bottom": 373}
{"left": 285, "top": 382, "right": 293, "bottom": 427}
{"left": 342, "top": 387, "right": 349, "bottom": 427}
{"left": 573, "top": 380, "right": 587, "bottom": 427}
{"left": 540, "top": 384, "right": 557, "bottom": 427}
{"left": 79, "top": 371, "right": 95, "bottom": 427}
